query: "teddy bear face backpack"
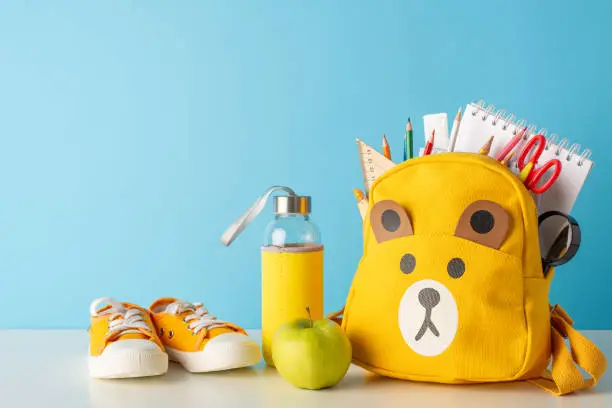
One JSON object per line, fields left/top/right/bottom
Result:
{"left": 331, "top": 152, "right": 606, "bottom": 396}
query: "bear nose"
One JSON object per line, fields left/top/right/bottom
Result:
{"left": 418, "top": 288, "right": 440, "bottom": 308}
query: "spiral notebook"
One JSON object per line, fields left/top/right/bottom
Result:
{"left": 452, "top": 101, "right": 593, "bottom": 248}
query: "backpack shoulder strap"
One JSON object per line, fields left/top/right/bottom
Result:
{"left": 528, "top": 304, "right": 607, "bottom": 396}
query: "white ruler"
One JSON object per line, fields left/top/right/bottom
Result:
{"left": 356, "top": 138, "right": 396, "bottom": 196}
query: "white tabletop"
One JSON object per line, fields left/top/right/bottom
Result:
{"left": 0, "top": 330, "right": 609, "bottom": 407}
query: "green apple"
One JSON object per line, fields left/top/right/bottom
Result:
{"left": 272, "top": 307, "right": 352, "bottom": 390}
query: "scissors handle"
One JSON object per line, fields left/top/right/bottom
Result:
{"left": 526, "top": 158, "right": 562, "bottom": 194}
{"left": 539, "top": 211, "right": 581, "bottom": 277}
{"left": 517, "top": 134, "right": 546, "bottom": 170}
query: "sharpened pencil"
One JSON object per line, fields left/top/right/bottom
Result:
{"left": 500, "top": 151, "right": 515, "bottom": 167}
{"left": 353, "top": 188, "right": 368, "bottom": 221}
{"left": 405, "top": 118, "right": 413, "bottom": 160}
{"left": 424, "top": 129, "right": 435, "bottom": 156}
{"left": 495, "top": 126, "right": 527, "bottom": 161}
{"left": 448, "top": 107, "right": 462, "bottom": 152}
{"left": 382, "top": 134, "right": 391, "bottom": 160}
{"left": 353, "top": 188, "right": 366, "bottom": 202}
{"left": 478, "top": 136, "right": 494, "bottom": 156}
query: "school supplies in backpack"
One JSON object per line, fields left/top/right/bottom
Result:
{"left": 516, "top": 134, "right": 562, "bottom": 194}
{"left": 356, "top": 138, "right": 395, "bottom": 195}
{"left": 452, "top": 100, "right": 593, "bottom": 220}
{"left": 332, "top": 151, "right": 606, "bottom": 396}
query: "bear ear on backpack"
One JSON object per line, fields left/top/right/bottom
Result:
{"left": 370, "top": 200, "right": 413, "bottom": 243}
{"left": 454, "top": 200, "right": 510, "bottom": 250}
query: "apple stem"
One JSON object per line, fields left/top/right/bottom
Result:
{"left": 306, "top": 306, "right": 312, "bottom": 328}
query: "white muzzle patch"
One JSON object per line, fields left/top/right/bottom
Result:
{"left": 398, "top": 279, "right": 458, "bottom": 357}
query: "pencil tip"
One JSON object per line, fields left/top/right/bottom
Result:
{"left": 353, "top": 188, "right": 365, "bottom": 201}
{"left": 427, "top": 129, "right": 435, "bottom": 142}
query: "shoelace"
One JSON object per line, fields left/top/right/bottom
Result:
{"left": 107, "top": 309, "right": 150, "bottom": 335}
{"left": 166, "top": 302, "right": 228, "bottom": 335}
{"left": 90, "top": 297, "right": 152, "bottom": 340}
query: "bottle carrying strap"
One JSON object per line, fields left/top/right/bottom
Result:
{"left": 220, "top": 186, "right": 296, "bottom": 246}
{"left": 528, "top": 304, "right": 607, "bottom": 396}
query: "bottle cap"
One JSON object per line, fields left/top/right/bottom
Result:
{"left": 274, "top": 196, "right": 311, "bottom": 215}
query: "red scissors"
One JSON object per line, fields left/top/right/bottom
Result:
{"left": 517, "top": 134, "right": 562, "bottom": 194}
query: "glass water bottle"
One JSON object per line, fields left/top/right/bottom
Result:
{"left": 261, "top": 195, "right": 323, "bottom": 366}
{"left": 220, "top": 186, "right": 324, "bottom": 368}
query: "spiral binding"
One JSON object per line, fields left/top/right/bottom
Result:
{"left": 472, "top": 100, "right": 592, "bottom": 166}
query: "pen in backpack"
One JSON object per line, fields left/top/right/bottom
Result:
{"left": 478, "top": 136, "right": 494, "bottom": 156}
{"left": 423, "top": 129, "right": 435, "bottom": 156}
{"left": 448, "top": 107, "right": 462, "bottom": 152}
{"left": 382, "top": 134, "right": 391, "bottom": 160}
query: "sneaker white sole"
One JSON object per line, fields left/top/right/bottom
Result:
{"left": 89, "top": 347, "right": 168, "bottom": 379}
{"left": 166, "top": 334, "right": 261, "bottom": 373}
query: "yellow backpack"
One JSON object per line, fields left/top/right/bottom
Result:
{"left": 332, "top": 152, "right": 606, "bottom": 396}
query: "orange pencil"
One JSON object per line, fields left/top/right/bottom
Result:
{"left": 424, "top": 129, "right": 435, "bottom": 156}
{"left": 382, "top": 134, "right": 391, "bottom": 160}
{"left": 479, "top": 136, "right": 494, "bottom": 155}
{"left": 353, "top": 188, "right": 368, "bottom": 220}
{"left": 353, "top": 188, "right": 367, "bottom": 202}
{"left": 500, "top": 151, "right": 514, "bottom": 167}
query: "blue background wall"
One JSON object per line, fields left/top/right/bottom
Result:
{"left": 0, "top": 1, "right": 610, "bottom": 329}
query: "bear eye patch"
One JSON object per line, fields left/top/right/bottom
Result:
{"left": 455, "top": 200, "right": 509, "bottom": 249}
{"left": 370, "top": 200, "right": 413, "bottom": 243}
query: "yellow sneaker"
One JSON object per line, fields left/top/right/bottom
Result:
{"left": 149, "top": 298, "right": 261, "bottom": 372}
{"left": 89, "top": 297, "right": 168, "bottom": 379}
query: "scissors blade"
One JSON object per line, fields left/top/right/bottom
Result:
{"left": 546, "top": 225, "right": 570, "bottom": 260}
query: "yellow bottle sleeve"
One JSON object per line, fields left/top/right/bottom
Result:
{"left": 261, "top": 245, "right": 323, "bottom": 366}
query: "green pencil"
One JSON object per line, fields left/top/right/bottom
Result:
{"left": 404, "top": 118, "right": 413, "bottom": 160}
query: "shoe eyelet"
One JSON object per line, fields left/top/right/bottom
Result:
{"left": 168, "top": 330, "right": 174, "bottom": 339}
{"left": 159, "top": 328, "right": 164, "bottom": 337}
